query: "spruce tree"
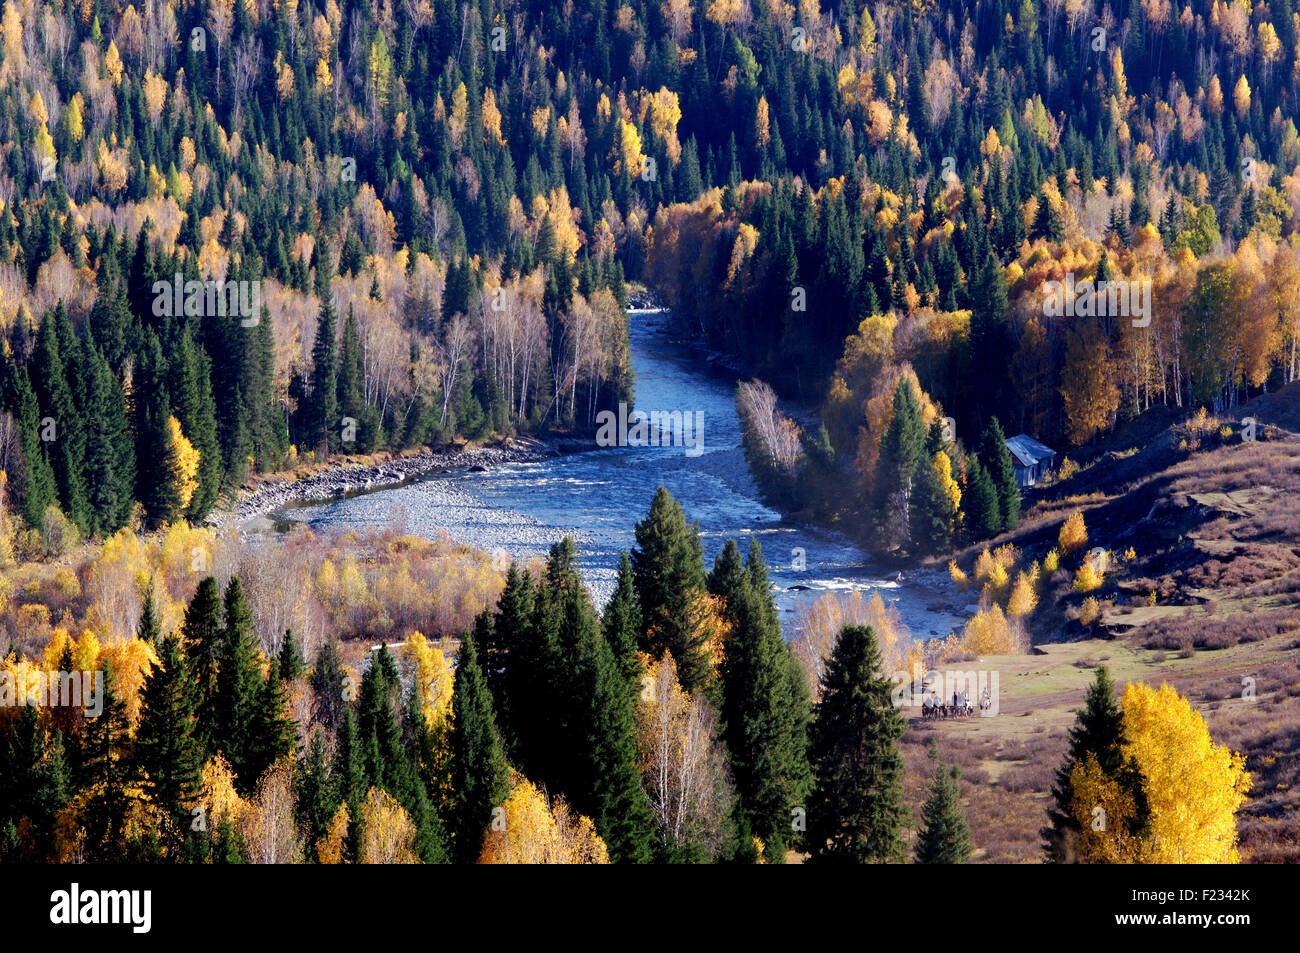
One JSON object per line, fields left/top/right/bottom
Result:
{"left": 601, "top": 552, "right": 643, "bottom": 693}
{"left": 979, "top": 416, "right": 1020, "bottom": 531}
{"left": 964, "top": 458, "right": 1002, "bottom": 542}
{"left": 308, "top": 270, "right": 339, "bottom": 456}
{"left": 449, "top": 630, "right": 509, "bottom": 863}
{"left": 136, "top": 584, "right": 161, "bottom": 646}
{"left": 631, "top": 487, "right": 710, "bottom": 693}
{"left": 183, "top": 576, "right": 224, "bottom": 750}
{"left": 213, "top": 577, "right": 266, "bottom": 789}
{"left": 78, "top": 664, "right": 133, "bottom": 863}
{"left": 872, "top": 378, "right": 926, "bottom": 551}
{"left": 806, "top": 625, "right": 908, "bottom": 864}
{"left": 914, "top": 746, "right": 972, "bottom": 863}
{"left": 135, "top": 633, "right": 203, "bottom": 850}
{"left": 720, "top": 540, "right": 812, "bottom": 861}
{"left": 277, "top": 629, "right": 304, "bottom": 681}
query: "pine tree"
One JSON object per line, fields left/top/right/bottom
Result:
{"left": 247, "top": 660, "right": 297, "bottom": 785}
{"left": 79, "top": 664, "right": 133, "bottom": 863}
{"left": 631, "top": 486, "right": 710, "bottom": 693}
{"left": 577, "top": 624, "right": 655, "bottom": 863}
{"left": 308, "top": 271, "right": 339, "bottom": 456}
{"left": 979, "top": 416, "right": 1020, "bottom": 531}
{"left": 136, "top": 584, "right": 161, "bottom": 646}
{"left": 488, "top": 562, "right": 533, "bottom": 755}
{"left": 909, "top": 453, "right": 953, "bottom": 555}
{"left": 449, "top": 629, "right": 509, "bottom": 863}
{"left": 1043, "top": 666, "right": 1149, "bottom": 862}
{"left": 10, "top": 368, "right": 56, "bottom": 527}
{"left": 914, "top": 746, "right": 972, "bottom": 863}
{"left": 872, "top": 378, "right": 926, "bottom": 551}
{"left": 213, "top": 577, "right": 266, "bottom": 790}
{"left": 806, "top": 625, "right": 908, "bottom": 864}
{"left": 30, "top": 314, "right": 88, "bottom": 531}
{"left": 297, "top": 729, "right": 337, "bottom": 861}
{"left": 277, "top": 629, "right": 304, "bottom": 681}
{"left": 135, "top": 633, "right": 203, "bottom": 850}
{"left": 601, "top": 552, "right": 643, "bottom": 693}
{"left": 183, "top": 576, "right": 224, "bottom": 751}
{"left": 720, "top": 540, "right": 811, "bottom": 861}
{"left": 964, "top": 458, "right": 1002, "bottom": 542}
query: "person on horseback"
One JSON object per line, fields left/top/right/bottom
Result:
{"left": 980, "top": 686, "right": 991, "bottom": 711}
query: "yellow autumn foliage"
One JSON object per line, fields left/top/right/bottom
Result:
{"left": 1122, "top": 682, "right": 1251, "bottom": 863}
{"left": 479, "top": 776, "right": 609, "bottom": 864}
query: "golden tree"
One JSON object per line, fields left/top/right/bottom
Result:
{"left": 359, "top": 787, "right": 419, "bottom": 864}
{"left": 478, "top": 776, "right": 608, "bottom": 864}
{"left": 1122, "top": 682, "right": 1252, "bottom": 863}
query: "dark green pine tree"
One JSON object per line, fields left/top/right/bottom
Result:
{"left": 487, "top": 562, "right": 533, "bottom": 754}
{"left": 806, "top": 625, "right": 908, "bottom": 864}
{"left": 135, "top": 633, "right": 203, "bottom": 851}
{"left": 136, "top": 585, "right": 161, "bottom": 646}
{"left": 1043, "top": 666, "right": 1149, "bottom": 863}
{"left": 330, "top": 707, "right": 366, "bottom": 859}
{"left": 78, "top": 664, "right": 133, "bottom": 863}
{"left": 967, "top": 249, "right": 1012, "bottom": 426}
{"left": 170, "top": 330, "right": 221, "bottom": 519}
{"left": 246, "top": 659, "right": 298, "bottom": 785}
{"left": 10, "top": 368, "right": 57, "bottom": 526}
{"left": 30, "top": 313, "right": 88, "bottom": 531}
{"left": 182, "top": 576, "right": 224, "bottom": 750}
{"left": 80, "top": 344, "right": 134, "bottom": 536}
{"left": 964, "top": 458, "right": 1002, "bottom": 542}
{"left": 576, "top": 623, "right": 655, "bottom": 863}
{"left": 978, "top": 416, "right": 1020, "bottom": 531}
{"left": 914, "top": 746, "right": 973, "bottom": 864}
{"left": 872, "top": 378, "right": 926, "bottom": 551}
{"left": 449, "top": 629, "right": 509, "bottom": 864}
{"left": 908, "top": 448, "right": 953, "bottom": 555}
{"left": 720, "top": 540, "right": 812, "bottom": 862}
{"left": 337, "top": 307, "right": 365, "bottom": 449}
{"left": 296, "top": 729, "right": 337, "bottom": 861}
{"left": 308, "top": 267, "right": 339, "bottom": 456}
{"left": 134, "top": 332, "right": 183, "bottom": 526}
{"left": 601, "top": 552, "right": 644, "bottom": 692}
{"left": 277, "top": 629, "right": 304, "bottom": 681}
{"left": 631, "top": 486, "right": 711, "bottom": 694}
{"left": 212, "top": 576, "right": 266, "bottom": 790}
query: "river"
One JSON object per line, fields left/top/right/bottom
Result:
{"left": 277, "top": 309, "right": 970, "bottom": 642}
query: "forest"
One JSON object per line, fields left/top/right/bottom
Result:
{"left": 0, "top": 0, "right": 1279, "bottom": 863}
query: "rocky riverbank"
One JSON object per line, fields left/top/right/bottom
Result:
{"left": 221, "top": 434, "right": 593, "bottom": 525}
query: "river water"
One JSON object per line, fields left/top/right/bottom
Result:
{"left": 279, "top": 310, "right": 969, "bottom": 641}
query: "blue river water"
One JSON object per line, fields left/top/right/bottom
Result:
{"left": 281, "top": 310, "right": 969, "bottom": 641}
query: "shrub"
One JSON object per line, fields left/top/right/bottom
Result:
{"left": 1078, "top": 596, "right": 1100, "bottom": 626}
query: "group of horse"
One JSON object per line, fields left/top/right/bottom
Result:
{"left": 920, "top": 694, "right": 991, "bottom": 720}
{"left": 922, "top": 699, "right": 975, "bottom": 720}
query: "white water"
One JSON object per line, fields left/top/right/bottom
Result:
{"left": 281, "top": 310, "right": 970, "bottom": 641}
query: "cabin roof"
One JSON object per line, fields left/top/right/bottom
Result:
{"left": 1005, "top": 434, "right": 1055, "bottom": 468}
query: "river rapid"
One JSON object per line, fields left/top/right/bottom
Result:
{"left": 277, "top": 309, "right": 970, "bottom": 642}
